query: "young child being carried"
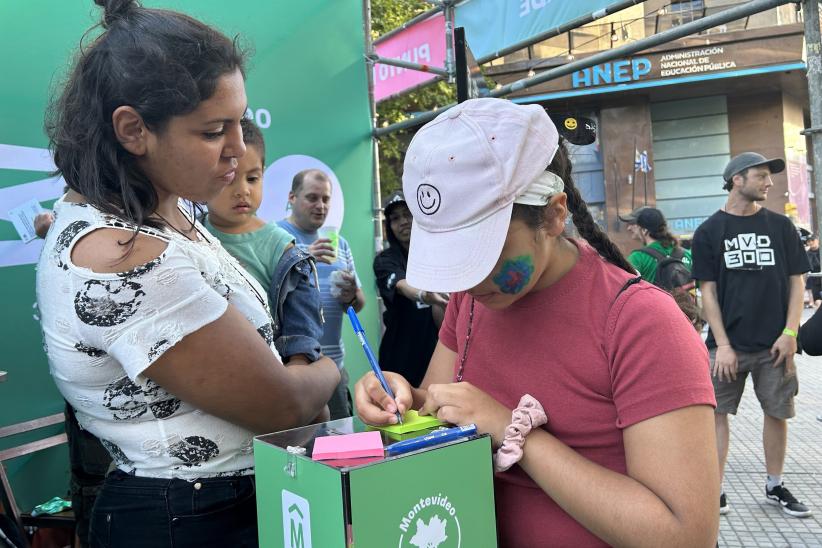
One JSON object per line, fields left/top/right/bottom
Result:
{"left": 203, "top": 118, "right": 323, "bottom": 365}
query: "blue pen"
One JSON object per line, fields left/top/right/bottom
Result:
{"left": 346, "top": 306, "right": 403, "bottom": 425}
{"left": 385, "top": 424, "right": 478, "bottom": 455}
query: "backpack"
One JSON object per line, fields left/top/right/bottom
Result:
{"left": 636, "top": 246, "right": 694, "bottom": 292}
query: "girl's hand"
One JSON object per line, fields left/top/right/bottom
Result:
{"left": 419, "top": 382, "right": 512, "bottom": 448}
{"left": 354, "top": 371, "right": 413, "bottom": 425}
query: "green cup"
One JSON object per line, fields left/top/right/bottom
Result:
{"left": 319, "top": 225, "right": 339, "bottom": 261}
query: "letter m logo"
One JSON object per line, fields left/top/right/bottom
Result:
{"left": 290, "top": 505, "right": 304, "bottom": 548}
{"left": 724, "top": 237, "right": 740, "bottom": 251}
{"left": 282, "top": 490, "right": 312, "bottom": 548}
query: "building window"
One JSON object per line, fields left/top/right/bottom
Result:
{"left": 670, "top": 0, "right": 705, "bottom": 26}
{"left": 670, "top": 0, "right": 705, "bottom": 14}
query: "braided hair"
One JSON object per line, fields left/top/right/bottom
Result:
{"left": 512, "top": 139, "right": 635, "bottom": 275}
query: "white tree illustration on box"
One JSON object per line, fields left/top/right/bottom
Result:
{"left": 410, "top": 515, "right": 448, "bottom": 548}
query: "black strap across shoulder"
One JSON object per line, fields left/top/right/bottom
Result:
{"left": 636, "top": 246, "right": 685, "bottom": 262}
{"left": 636, "top": 247, "right": 665, "bottom": 261}
{"left": 610, "top": 275, "right": 642, "bottom": 308}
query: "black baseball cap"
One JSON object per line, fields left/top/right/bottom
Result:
{"left": 723, "top": 152, "right": 785, "bottom": 182}
{"left": 619, "top": 206, "right": 666, "bottom": 232}
{"left": 381, "top": 191, "right": 407, "bottom": 215}
{"left": 799, "top": 227, "right": 816, "bottom": 243}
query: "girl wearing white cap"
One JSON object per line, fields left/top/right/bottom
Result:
{"left": 356, "top": 98, "right": 719, "bottom": 546}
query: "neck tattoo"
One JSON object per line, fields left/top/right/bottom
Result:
{"left": 492, "top": 255, "right": 534, "bottom": 294}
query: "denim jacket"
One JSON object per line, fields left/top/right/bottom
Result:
{"left": 270, "top": 245, "right": 323, "bottom": 362}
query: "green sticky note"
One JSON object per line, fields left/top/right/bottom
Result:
{"left": 379, "top": 426, "right": 441, "bottom": 442}
{"left": 372, "top": 410, "right": 446, "bottom": 434}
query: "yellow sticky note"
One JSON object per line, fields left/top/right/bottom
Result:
{"left": 373, "top": 410, "right": 446, "bottom": 434}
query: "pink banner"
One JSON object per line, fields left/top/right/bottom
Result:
{"left": 373, "top": 13, "right": 446, "bottom": 102}
{"left": 786, "top": 151, "right": 811, "bottom": 225}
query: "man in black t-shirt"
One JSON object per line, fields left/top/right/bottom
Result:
{"left": 692, "top": 152, "right": 811, "bottom": 518}
{"left": 373, "top": 192, "right": 448, "bottom": 387}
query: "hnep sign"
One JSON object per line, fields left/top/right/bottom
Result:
{"left": 572, "top": 46, "right": 736, "bottom": 88}
{"left": 491, "top": 28, "right": 804, "bottom": 97}
{"left": 573, "top": 58, "right": 651, "bottom": 87}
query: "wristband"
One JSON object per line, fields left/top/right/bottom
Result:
{"left": 493, "top": 395, "right": 548, "bottom": 473}
{"left": 416, "top": 289, "right": 426, "bottom": 304}
{"left": 783, "top": 327, "right": 798, "bottom": 338}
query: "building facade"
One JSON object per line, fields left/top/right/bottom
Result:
{"left": 484, "top": 1, "right": 811, "bottom": 251}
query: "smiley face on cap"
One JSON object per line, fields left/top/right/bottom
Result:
{"left": 416, "top": 184, "right": 441, "bottom": 215}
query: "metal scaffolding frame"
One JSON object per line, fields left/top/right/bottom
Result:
{"left": 366, "top": 1, "right": 453, "bottom": 107}
{"left": 365, "top": 0, "right": 822, "bottom": 246}
{"left": 367, "top": 1, "right": 653, "bottom": 111}
{"left": 472, "top": 0, "right": 647, "bottom": 65}
{"left": 363, "top": 0, "right": 658, "bottom": 249}
{"left": 374, "top": 0, "right": 797, "bottom": 138}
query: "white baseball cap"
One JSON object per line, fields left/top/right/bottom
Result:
{"left": 402, "top": 98, "right": 559, "bottom": 292}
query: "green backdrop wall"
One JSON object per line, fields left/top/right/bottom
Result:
{"left": 0, "top": 0, "right": 377, "bottom": 510}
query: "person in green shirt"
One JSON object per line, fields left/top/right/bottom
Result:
{"left": 204, "top": 118, "right": 325, "bottom": 368}
{"left": 619, "top": 206, "right": 692, "bottom": 284}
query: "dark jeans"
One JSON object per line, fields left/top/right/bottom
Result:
{"left": 65, "top": 403, "right": 112, "bottom": 548}
{"left": 89, "top": 470, "right": 258, "bottom": 548}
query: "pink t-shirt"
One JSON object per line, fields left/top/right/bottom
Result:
{"left": 439, "top": 240, "right": 715, "bottom": 547}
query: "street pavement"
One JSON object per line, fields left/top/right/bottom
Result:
{"left": 718, "top": 308, "right": 822, "bottom": 547}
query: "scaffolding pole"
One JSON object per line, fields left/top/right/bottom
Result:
{"left": 363, "top": 0, "right": 384, "bottom": 253}
{"left": 444, "top": 0, "right": 456, "bottom": 82}
{"left": 368, "top": 1, "right": 456, "bottom": 102}
{"left": 474, "top": 0, "right": 648, "bottom": 65}
{"left": 803, "top": 0, "right": 822, "bottom": 245}
{"left": 366, "top": 53, "right": 449, "bottom": 77}
{"left": 375, "top": 0, "right": 795, "bottom": 138}
{"left": 373, "top": 4, "right": 444, "bottom": 45}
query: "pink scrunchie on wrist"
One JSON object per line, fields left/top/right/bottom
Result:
{"left": 493, "top": 394, "right": 548, "bottom": 473}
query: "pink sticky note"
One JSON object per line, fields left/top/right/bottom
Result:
{"left": 318, "top": 456, "right": 384, "bottom": 468}
{"left": 312, "top": 431, "right": 384, "bottom": 461}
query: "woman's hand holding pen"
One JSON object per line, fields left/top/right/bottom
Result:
{"left": 354, "top": 371, "right": 413, "bottom": 425}
{"left": 419, "top": 382, "right": 511, "bottom": 448}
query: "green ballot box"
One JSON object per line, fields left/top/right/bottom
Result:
{"left": 254, "top": 417, "right": 498, "bottom": 548}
